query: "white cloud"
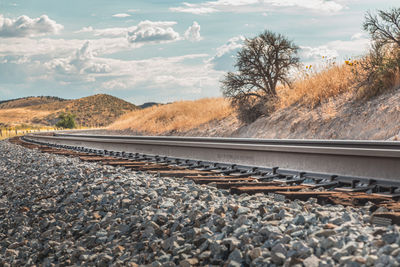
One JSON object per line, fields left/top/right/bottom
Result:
{"left": 98, "top": 54, "right": 224, "bottom": 103}
{"left": 300, "top": 34, "right": 370, "bottom": 64}
{"left": 84, "top": 63, "right": 112, "bottom": 74}
{"left": 93, "top": 27, "right": 133, "bottom": 37}
{"left": 0, "top": 37, "right": 131, "bottom": 58}
{"left": 74, "top": 26, "right": 93, "bottom": 34}
{"left": 208, "top": 35, "right": 245, "bottom": 71}
{"left": 127, "top": 20, "right": 180, "bottom": 44}
{"left": 0, "top": 34, "right": 221, "bottom": 101}
{"left": 75, "top": 25, "right": 134, "bottom": 37}
{"left": 75, "top": 21, "right": 183, "bottom": 45}
{"left": 0, "top": 14, "right": 63, "bottom": 37}
{"left": 170, "top": 0, "right": 345, "bottom": 14}
{"left": 44, "top": 41, "right": 112, "bottom": 81}
{"left": 112, "top": 13, "right": 131, "bottom": 18}
{"left": 170, "top": 3, "right": 218, "bottom": 14}
{"left": 184, "top": 21, "right": 202, "bottom": 42}
{"left": 0, "top": 55, "right": 30, "bottom": 64}
{"left": 300, "top": 46, "right": 339, "bottom": 61}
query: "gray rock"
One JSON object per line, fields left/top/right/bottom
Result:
{"left": 227, "top": 260, "right": 241, "bottom": 267}
{"left": 248, "top": 247, "right": 262, "bottom": 260}
{"left": 228, "top": 248, "right": 243, "bottom": 263}
{"left": 366, "top": 255, "right": 378, "bottom": 266}
{"left": 293, "top": 214, "right": 305, "bottom": 225}
{"left": 271, "top": 252, "right": 286, "bottom": 265}
{"left": 0, "top": 140, "right": 395, "bottom": 267}
{"left": 391, "top": 247, "right": 400, "bottom": 257}
{"left": 179, "top": 258, "right": 198, "bottom": 267}
{"left": 271, "top": 243, "right": 287, "bottom": 256}
{"left": 321, "top": 237, "right": 336, "bottom": 250}
{"left": 382, "top": 233, "right": 398, "bottom": 244}
{"left": 292, "top": 241, "right": 311, "bottom": 258}
{"left": 222, "top": 237, "right": 240, "bottom": 251}
{"left": 236, "top": 206, "right": 250, "bottom": 215}
{"left": 303, "top": 255, "right": 320, "bottom": 267}
{"left": 198, "top": 250, "right": 211, "bottom": 261}
{"left": 314, "top": 229, "right": 336, "bottom": 238}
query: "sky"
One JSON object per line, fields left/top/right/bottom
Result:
{"left": 0, "top": 0, "right": 398, "bottom": 105}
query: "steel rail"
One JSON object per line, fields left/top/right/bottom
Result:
{"left": 25, "top": 133, "right": 400, "bottom": 183}
{"left": 55, "top": 132, "right": 400, "bottom": 150}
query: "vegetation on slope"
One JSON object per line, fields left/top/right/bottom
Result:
{"left": 108, "top": 98, "right": 233, "bottom": 134}
{"left": 0, "top": 96, "right": 66, "bottom": 109}
{"left": 0, "top": 94, "right": 137, "bottom": 127}
{"left": 220, "top": 7, "right": 400, "bottom": 124}
{"left": 51, "top": 94, "right": 137, "bottom": 127}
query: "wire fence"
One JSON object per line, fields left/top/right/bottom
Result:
{"left": 0, "top": 127, "right": 61, "bottom": 140}
{"left": 0, "top": 125, "right": 97, "bottom": 140}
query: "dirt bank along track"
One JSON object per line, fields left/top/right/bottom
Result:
{"left": 10, "top": 133, "right": 400, "bottom": 225}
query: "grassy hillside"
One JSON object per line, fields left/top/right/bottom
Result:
{"left": 0, "top": 96, "right": 66, "bottom": 109}
{"left": 0, "top": 94, "right": 138, "bottom": 127}
{"left": 108, "top": 98, "right": 233, "bottom": 134}
{"left": 108, "top": 58, "right": 400, "bottom": 138}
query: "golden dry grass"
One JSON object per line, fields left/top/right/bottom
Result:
{"left": 109, "top": 63, "right": 359, "bottom": 134}
{"left": 0, "top": 108, "right": 54, "bottom": 125}
{"left": 0, "top": 94, "right": 137, "bottom": 127}
{"left": 277, "top": 63, "right": 355, "bottom": 109}
{"left": 108, "top": 98, "right": 234, "bottom": 134}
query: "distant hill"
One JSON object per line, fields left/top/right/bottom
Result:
{"left": 0, "top": 96, "right": 66, "bottom": 109}
{"left": 139, "top": 102, "right": 161, "bottom": 109}
{"left": 0, "top": 94, "right": 138, "bottom": 127}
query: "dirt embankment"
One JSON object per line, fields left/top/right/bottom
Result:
{"left": 230, "top": 89, "right": 400, "bottom": 140}
{"left": 87, "top": 88, "right": 400, "bottom": 140}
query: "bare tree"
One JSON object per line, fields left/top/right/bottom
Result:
{"left": 354, "top": 8, "right": 400, "bottom": 98}
{"left": 221, "top": 30, "right": 299, "bottom": 123}
{"left": 363, "top": 7, "right": 400, "bottom": 47}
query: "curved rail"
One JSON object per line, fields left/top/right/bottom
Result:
{"left": 25, "top": 133, "right": 400, "bottom": 183}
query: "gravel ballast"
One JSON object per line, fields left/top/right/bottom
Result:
{"left": 1, "top": 140, "right": 400, "bottom": 266}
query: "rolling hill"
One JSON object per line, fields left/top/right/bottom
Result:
{"left": 0, "top": 94, "right": 138, "bottom": 127}
{"left": 0, "top": 96, "right": 66, "bottom": 109}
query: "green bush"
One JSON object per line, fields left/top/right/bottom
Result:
{"left": 56, "top": 113, "right": 76, "bottom": 129}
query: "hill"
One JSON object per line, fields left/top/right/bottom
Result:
{"left": 0, "top": 94, "right": 138, "bottom": 127}
{"left": 0, "top": 96, "right": 66, "bottom": 109}
{"left": 139, "top": 102, "right": 161, "bottom": 109}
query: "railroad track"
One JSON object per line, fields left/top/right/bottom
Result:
{"left": 10, "top": 133, "right": 400, "bottom": 225}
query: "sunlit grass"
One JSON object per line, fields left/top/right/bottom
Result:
{"left": 0, "top": 126, "right": 57, "bottom": 140}
{"left": 108, "top": 98, "right": 234, "bottom": 134}
{"left": 277, "top": 61, "right": 356, "bottom": 109}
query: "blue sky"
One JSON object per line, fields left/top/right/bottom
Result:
{"left": 0, "top": 0, "right": 398, "bottom": 104}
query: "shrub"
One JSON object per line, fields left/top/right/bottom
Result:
{"left": 55, "top": 113, "right": 76, "bottom": 129}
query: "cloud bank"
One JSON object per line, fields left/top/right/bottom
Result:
{"left": 0, "top": 14, "right": 63, "bottom": 37}
{"left": 127, "top": 21, "right": 180, "bottom": 44}
{"left": 171, "top": 0, "right": 345, "bottom": 14}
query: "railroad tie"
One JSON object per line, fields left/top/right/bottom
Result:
{"left": 12, "top": 136, "right": 400, "bottom": 226}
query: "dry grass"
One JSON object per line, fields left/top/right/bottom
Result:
{"left": 0, "top": 94, "right": 137, "bottom": 127}
{"left": 108, "top": 64, "right": 361, "bottom": 134}
{"left": 0, "top": 108, "right": 53, "bottom": 126}
{"left": 108, "top": 98, "right": 234, "bottom": 134}
{"left": 277, "top": 63, "right": 355, "bottom": 109}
